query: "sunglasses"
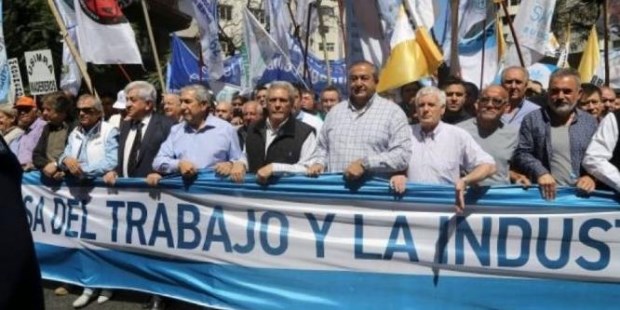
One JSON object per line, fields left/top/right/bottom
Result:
{"left": 77, "top": 107, "right": 97, "bottom": 114}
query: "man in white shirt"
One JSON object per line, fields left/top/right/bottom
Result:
{"left": 583, "top": 110, "right": 620, "bottom": 192}
{"left": 391, "top": 86, "right": 496, "bottom": 213}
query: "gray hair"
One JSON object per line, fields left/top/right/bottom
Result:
{"left": 77, "top": 94, "right": 103, "bottom": 113}
{"left": 501, "top": 66, "right": 530, "bottom": 83}
{"left": 549, "top": 67, "right": 581, "bottom": 89}
{"left": 0, "top": 104, "right": 17, "bottom": 118}
{"left": 180, "top": 84, "right": 213, "bottom": 106}
{"left": 124, "top": 81, "right": 157, "bottom": 103}
{"left": 415, "top": 86, "right": 446, "bottom": 107}
{"left": 268, "top": 81, "right": 297, "bottom": 105}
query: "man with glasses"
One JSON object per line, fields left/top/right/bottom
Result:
{"left": 458, "top": 85, "right": 521, "bottom": 185}
{"left": 9, "top": 96, "right": 47, "bottom": 170}
{"left": 500, "top": 66, "right": 540, "bottom": 127}
{"left": 390, "top": 86, "right": 496, "bottom": 213}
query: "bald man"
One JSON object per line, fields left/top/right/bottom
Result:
{"left": 458, "top": 85, "right": 521, "bottom": 185}
{"left": 215, "top": 101, "right": 234, "bottom": 122}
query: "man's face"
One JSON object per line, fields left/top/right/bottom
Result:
{"left": 41, "top": 102, "right": 65, "bottom": 125}
{"left": 400, "top": 82, "right": 420, "bottom": 105}
{"left": 300, "top": 92, "right": 315, "bottom": 112}
{"left": 502, "top": 68, "right": 528, "bottom": 103}
{"left": 256, "top": 89, "right": 268, "bottom": 107}
{"left": 242, "top": 102, "right": 261, "bottom": 126}
{"left": 16, "top": 106, "right": 37, "bottom": 129}
{"left": 349, "top": 64, "right": 377, "bottom": 104}
{"left": 415, "top": 94, "right": 445, "bottom": 130}
{"left": 232, "top": 98, "right": 244, "bottom": 114}
{"left": 267, "top": 88, "right": 292, "bottom": 125}
{"left": 125, "top": 88, "right": 152, "bottom": 120}
{"left": 444, "top": 84, "right": 467, "bottom": 113}
{"left": 162, "top": 94, "right": 182, "bottom": 119}
{"left": 215, "top": 102, "right": 234, "bottom": 122}
{"left": 180, "top": 89, "right": 208, "bottom": 126}
{"left": 0, "top": 112, "right": 15, "bottom": 132}
{"left": 601, "top": 88, "right": 618, "bottom": 112}
{"left": 579, "top": 92, "right": 604, "bottom": 119}
{"left": 321, "top": 90, "right": 339, "bottom": 113}
{"left": 77, "top": 98, "right": 101, "bottom": 128}
{"left": 548, "top": 76, "right": 581, "bottom": 117}
{"left": 476, "top": 86, "right": 508, "bottom": 123}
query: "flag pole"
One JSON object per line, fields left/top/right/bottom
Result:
{"left": 303, "top": 2, "right": 314, "bottom": 88}
{"left": 498, "top": 0, "right": 524, "bottom": 67}
{"left": 603, "top": 0, "right": 610, "bottom": 86}
{"left": 46, "top": 0, "right": 95, "bottom": 95}
{"left": 316, "top": 0, "right": 332, "bottom": 85}
{"left": 140, "top": 0, "right": 165, "bottom": 92}
{"left": 449, "top": 0, "right": 461, "bottom": 77}
{"left": 480, "top": 6, "right": 489, "bottom": 88}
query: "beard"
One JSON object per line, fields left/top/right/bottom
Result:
{"left": 549, "top": 100, "right": 576, "bottom": 117}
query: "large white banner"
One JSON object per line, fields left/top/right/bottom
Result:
{"left": 22, "top": 171, "right": 620, "bottom": 309}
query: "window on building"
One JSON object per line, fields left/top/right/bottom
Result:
{"left": 218, "top": 4, "right": 233, "bottom": 21}
{"left": 319, "top": 42, "right": 335, "bottom": 52}
{"left": 319, "top": 25, "right": 329, "bottom": 35}
{"left": 250, "top": 8, "right": 266, "bottom": 24}
{"left": 510, "top": 0, "right": 521, "bottom": 5}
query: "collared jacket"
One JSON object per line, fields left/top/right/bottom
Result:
{"left": 512, "top": 108, "right": 598, "bottom": 181}
{"left": 59, "top": 120, "right": 119, "bottom": 178}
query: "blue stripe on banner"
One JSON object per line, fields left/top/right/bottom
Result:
{"left": 37, "top": 243, "right": 620, "bottom": 310}
{"left": 22, "top": 171, "right": 620, "bottom": 210}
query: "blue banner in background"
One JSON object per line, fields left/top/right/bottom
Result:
{"left": 167, "top": 34, "right": 347, "bottom": 97}
{"left": 22, "top": 171, "right": 620, "bottom": 309}
{"left": 166, "top": 34, "right": 242, "bottom": 93}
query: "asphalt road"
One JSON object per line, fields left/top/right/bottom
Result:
{"left": 42, "top": 281, "right": 207, "bottom": 310}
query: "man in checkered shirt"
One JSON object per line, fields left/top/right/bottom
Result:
{"left": 307, "top": 61, "right": 412, "bottom": 180}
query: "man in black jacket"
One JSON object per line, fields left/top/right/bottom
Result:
{"left": 216, "top": 81, "right": 318, "bottom": 184}
{"left": 0, "top": 135, "right": 44, "bottom": 309}
{"left": 103, "top": 81, "right": 174, "bottom": 185}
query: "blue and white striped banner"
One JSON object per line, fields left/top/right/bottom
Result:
{"left": 22, "top": 171, "right": 620, "bottom": 309}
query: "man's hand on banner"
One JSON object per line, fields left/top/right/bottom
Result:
{"left": 146, "top": 173, "right": 162, "bottom": 186}
{"left": 306, "top": 163, "right": 325, "bottom": 177}
{"left": 103, "top": 171, "right": 118, "bottom": 186}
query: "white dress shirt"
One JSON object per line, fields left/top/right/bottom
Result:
{"left": 583, "top": 113, "right": 620, "bottom": 191}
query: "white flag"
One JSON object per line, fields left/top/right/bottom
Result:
{"left": 344, "top": 0, "right": 389, "bottom": 67}
{"left": 265, "top": 0, "right": 292, "bottom": 56}
{"left": 296, "top": 0, "right": 318, "bottom": 40}
{"left": 186, "top": 0, "right": 224, "bottom": 80}
{"left": 442, "top": 0, "right": 491, "bottom": 61}
{"left": 504, "top": 0, "right": 557, "bottom": 67}
{"left": 404, "top": 0, "right": 438, "bottom": 30}
{"left": 459, "top": 23, "right": 499, "bottom": 89}
{"left": 74, "top": 0, "right": 142, "bottom": 64}
{"left": 55, "top": 0, "right": 81, "bottom": 96}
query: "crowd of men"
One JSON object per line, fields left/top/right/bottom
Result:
{"left": 2, "top": 60, "right": 620, "bottom": 308}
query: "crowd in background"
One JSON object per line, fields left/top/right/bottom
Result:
{"left": 2, "top": 61, "right": 620, "bottom": 308}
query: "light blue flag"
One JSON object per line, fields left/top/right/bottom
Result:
{"left": 0, "top": 1, "right": 10, "bottom": 103}
{"left": 264, "top": 0, "right": 292, "bottom": 58}
{"left": 55, "top": 0, "right": 81, "bottom": 96}
{"left": 187, "top": 0, "right": 224, "bottom": 80}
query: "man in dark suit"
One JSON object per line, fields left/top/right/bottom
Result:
{"left": 0, "top": 135, "right": 44, "bottom": 309}
{"left": 103, "top": 81, "right": 174, "bottom": 184}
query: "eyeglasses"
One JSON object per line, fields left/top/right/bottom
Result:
{"left": 16, "top": 107, "right": 34, "bottom": 113}
{"left": 77, "top": 107, "right": 97, "bottom": 114}
{"left": 478, "top": 97, "right": 506, "bottom": 107}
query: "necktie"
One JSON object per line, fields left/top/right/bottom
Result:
{"left": 127, "top": 121, "right": 142, "bottom": 177}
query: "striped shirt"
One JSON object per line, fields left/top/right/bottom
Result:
{"left": 316, "top": 94, "right": 412, "bottom": 175}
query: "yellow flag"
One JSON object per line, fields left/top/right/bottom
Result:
{"left": 495, "top": 14, "right": 506, "bottom": 62}
{"left": 578, "top": 26, "right": 600, "bottom": 83}
{"left": 377, "top": 8, "right": 442, "bottom": 93}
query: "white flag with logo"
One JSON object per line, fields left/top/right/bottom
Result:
{"left": 186, "top": 0, "right": 224, "bottom": 80}
{"left": 55, "top": 0, "right": 81, "bottom": 95}
{"left": 74, "top": 0, "right": 142, "bottom": 64}
{"left": 504, "top": 0, "right": 557, "bottom": 67}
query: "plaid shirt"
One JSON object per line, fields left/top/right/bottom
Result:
{"left": 316, "top": 94, "right": 412, "bottom": 175}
